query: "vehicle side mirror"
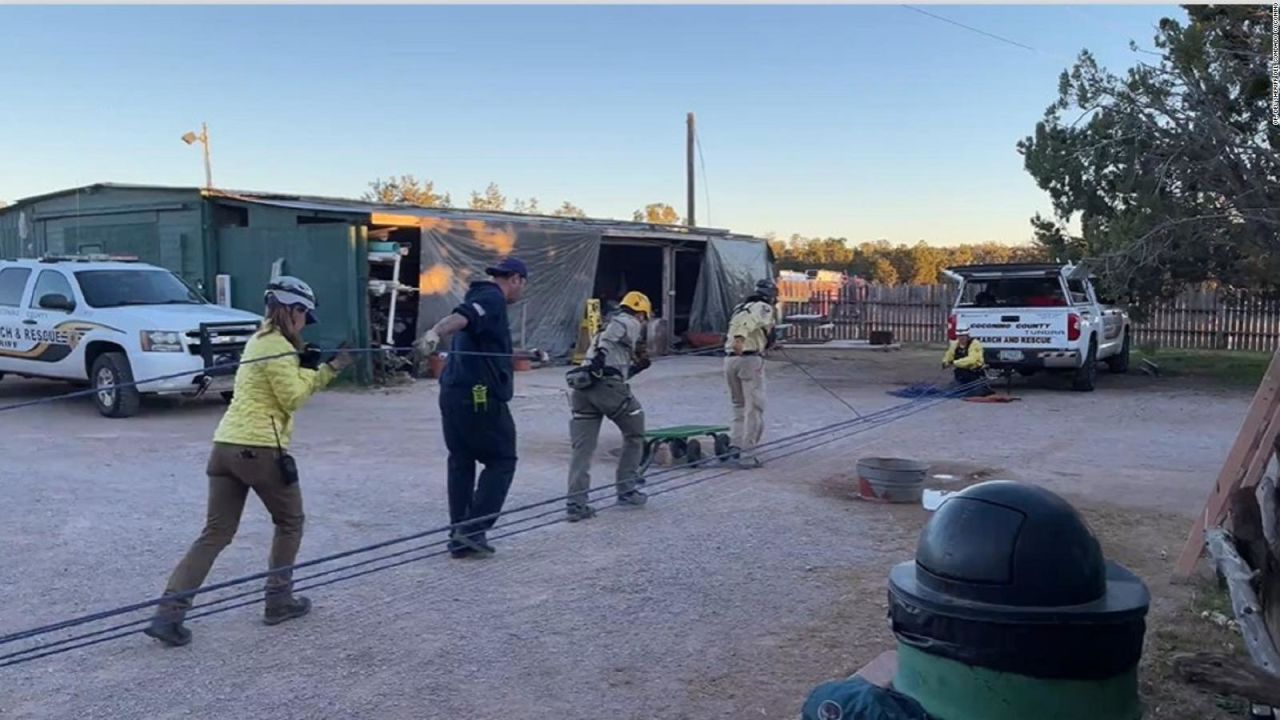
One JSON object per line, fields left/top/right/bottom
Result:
{"left": 39, "top": 293, "right": 76, "bottom": 312}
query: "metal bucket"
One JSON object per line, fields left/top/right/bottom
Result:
{"left": 857, "top": 457, "right": 928, "bottom": 503}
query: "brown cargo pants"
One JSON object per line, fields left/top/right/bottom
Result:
{"left": 567, "top": 376, "right": 646, "bottom": 507}
{"left": 161, "top": 442, "right": 305, "bottom": 611}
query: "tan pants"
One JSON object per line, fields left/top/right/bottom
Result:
{"left": 725, "top": 354, "right": 766, "bottom": 451}
{"left": 161, "top": 442, "right": 305, "bottom": 612}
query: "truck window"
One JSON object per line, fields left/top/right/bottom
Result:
{"left": 74, "top": 269, "right": 204, "bottom": 308}
{"left": 0, "top": 268, "right": 31, "bottom": 307}
{"left": 1066, "top": 279, "right": 1089, "bottom": 305}
{"left": 29, "top": 270, "right": 75, "bottom": 308}
{"left": 957, "top": 277, "right": 1068, "bottom": 308}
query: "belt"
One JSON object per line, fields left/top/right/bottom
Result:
{"left": 739, "top": 351, "right": 760, "bottom": 356}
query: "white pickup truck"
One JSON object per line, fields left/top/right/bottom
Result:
{"left": 941, "top": 263, "right": 1131, "bottom": 392}
{"left": 0, "top": 256, "right": 261, "bottom": 417}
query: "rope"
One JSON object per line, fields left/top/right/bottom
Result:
{"left": 0, "top": 344, "right": 727, "bottom": 416}
{"left": 0, "top": 379, "right": 983, "bottom": 667}
{"left": 776, "top": 346, "right": 863, "bottom": 418}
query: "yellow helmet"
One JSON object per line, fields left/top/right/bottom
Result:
{"left": 619, "top": 291, "right": 653, "bottom": 317}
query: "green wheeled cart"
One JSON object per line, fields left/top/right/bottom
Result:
{"left": 636, "top": 425, "right": 732, "bottom": 482}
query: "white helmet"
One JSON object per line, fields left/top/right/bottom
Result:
{"left": 956, "top": 324, "right": 971, "bottom": 335}
{"left": 265, "top": 276, "right": 318, "bottom": 325}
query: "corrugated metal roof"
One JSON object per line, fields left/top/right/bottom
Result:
{"left": 212, "top": 190, "right": 757, "bottom": 241}
{"left": 0, "top": 183, "right": 765, "bottom": 243}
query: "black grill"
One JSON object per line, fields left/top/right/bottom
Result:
{"left": 189, "top": 322, "right": 256, "bottom": 376}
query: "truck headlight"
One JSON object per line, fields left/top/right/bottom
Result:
{"left": 140, "top": 330, "right": 184, "bottom": 353}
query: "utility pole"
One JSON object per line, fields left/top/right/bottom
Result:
{"left": 686, "top": 112, "right": 696, "bottom": 227}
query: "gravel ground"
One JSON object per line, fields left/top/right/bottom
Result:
{"left": 0, "top": 348, "right": 1251, "bottom": 719}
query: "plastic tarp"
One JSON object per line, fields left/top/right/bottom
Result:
{"left": 417, "top": 218, "right": 600, "bottom": 358}
{"left": 802, "top": 677, "right": 932, "bottom": 720}
{"left": 688, "top": 236, "right": 774, "bottom": 334}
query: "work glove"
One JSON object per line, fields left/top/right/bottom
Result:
{"left": 326, "top": 341, "right": 355, "bottom": 373}
{"left": 415, "top": 329, "right": 441, "bottom": 356}
{"left": 589, "top": 349, "right": 607, "bottom": 375}
{"left": 299, "top": 344, "right": 323, "bottom": 370}
{"left": 628, "top": 356, "right": 652, "bottom": 378}
{"left": 731, "top": 337, "right": 745, "bottom": 356}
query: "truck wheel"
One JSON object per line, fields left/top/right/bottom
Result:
{"left": 1072, "top": 340, "right": 1098, "bottom": 392}
{"left": 91, "top": 352, "right": 142, "bottom": 418}
{"left": 1106, "top": 332, "right": 1131, "bottom": 374}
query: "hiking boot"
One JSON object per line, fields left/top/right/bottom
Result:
{"left": 447, "top": 537, "right": 474, "bottom": 559}
{"left": 143, "top": 614, "right": 192, "bottom": 647}
{"left": 263, "top": 595, "right": 312, "bottom": 626}
{"left": 617, "top": 490, "right": 648, "bottom": 507}
{"left": 724, "top": 446, "right": 743, "bottom": 463}
{"left": 566, "top": 503, "right": 597, "bottom": 522}
{"left": 451, "top": 531, "right": 495, "bottom": 558}
{"left": 733, "top": 455, "right": 764, "bottom": 470}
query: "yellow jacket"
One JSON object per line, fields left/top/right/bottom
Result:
{"left": 943, "top": 339, "right": 985, "bottom": 370}
{"left": 213, "top": 330, "right": 335, "bottom": 449}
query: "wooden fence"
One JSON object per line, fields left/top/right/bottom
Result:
{"left": 781, "top": 284, "right": 1280, "bottom": 351}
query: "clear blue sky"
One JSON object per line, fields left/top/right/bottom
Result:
{"left": 0, "top": 5, "right": 1179, "bottom": 246}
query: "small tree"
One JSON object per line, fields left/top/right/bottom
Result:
{"left": 552, "top": 201, "right": 587, "bottom": 218}
{"left": 364, "top": 175, "right": 451, "bottom": 207}
{"left": 633, "top": 203, "right": 681, "bottom": 225}
{"left": 468, "top": 182, "right": 507, "bottom": 212}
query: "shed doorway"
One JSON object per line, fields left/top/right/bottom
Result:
{"left": 593, "top": 243, "right": 664, "bottom": 318}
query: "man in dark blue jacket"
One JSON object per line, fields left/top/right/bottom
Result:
{"left": 416, "top": 258, "right": 528, "bottom": 558}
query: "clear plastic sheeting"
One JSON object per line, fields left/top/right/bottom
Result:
{"left": 688, "top": 236, "right": 774, "bottom": 334}
{"left": 416, "top": 218, "right": 601, "bottom": 358}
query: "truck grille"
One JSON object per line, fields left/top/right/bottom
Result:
{"left": 187, "top": 322, "right": 257, "bottom": 376}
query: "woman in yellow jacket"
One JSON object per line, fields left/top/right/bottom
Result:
{"left": 145, "top": 276, "right": 351, "bottom": 647}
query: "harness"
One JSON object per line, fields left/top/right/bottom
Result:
{"left": 566, "top": 315, "right": 634, "bottom": 391}
{"left": 729, "top": 296, "right": 777, "bottom": 349}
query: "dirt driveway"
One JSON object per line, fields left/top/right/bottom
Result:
{"left": 0, "top": 347, "right": 1250, "bottom": 719}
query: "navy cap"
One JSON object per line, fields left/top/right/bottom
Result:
{"left": 485, "top": 257, "right": 529, "bottom": 279}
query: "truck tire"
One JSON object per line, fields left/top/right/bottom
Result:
{"left": 92, "top": 352, "right": 142, "bottom": 418}
{"left": 1106, "top": 332, "right": 1131, "bottom": 374}
{"left": 1072, "top": 339, "right": 1098, "bottom": 392}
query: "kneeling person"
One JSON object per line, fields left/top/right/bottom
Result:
{"left": 942, "top": 325, "right": 989, "bottom": 393}
{"left": 565, "top": 291, "right": 653, "bottom": 521}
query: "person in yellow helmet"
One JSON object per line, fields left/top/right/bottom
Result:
{"left": 563, "top": 290, "right": 653, "bottom": 521}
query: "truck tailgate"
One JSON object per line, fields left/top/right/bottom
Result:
{"left": 955, "top": 309, "right": 1068, "bottom": 348}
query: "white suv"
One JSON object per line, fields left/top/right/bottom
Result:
{"left": 0, "top": 256, "right": 261, "bottom": 417}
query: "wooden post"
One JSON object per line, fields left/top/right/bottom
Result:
{"left": 662, "top": 244, "right": 675, "bottom": 350}
{"left": 1175, "top": 346, "right": 1280, "bottom": 577}
{"left": 686, "top": 112, "right": 696, "bottom": 228}
{"left": 1204, "top": 529, "right": 1280, "bottom": 676}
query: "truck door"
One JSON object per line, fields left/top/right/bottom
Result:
{"left": 0, "top": 266, "right": 39, "bottom": 376}
{"left": 1087, "top": 279, "right": 1125, "bottom": 354}
{"left": 20, "top": 269, "right": 82, "bottom": 379}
